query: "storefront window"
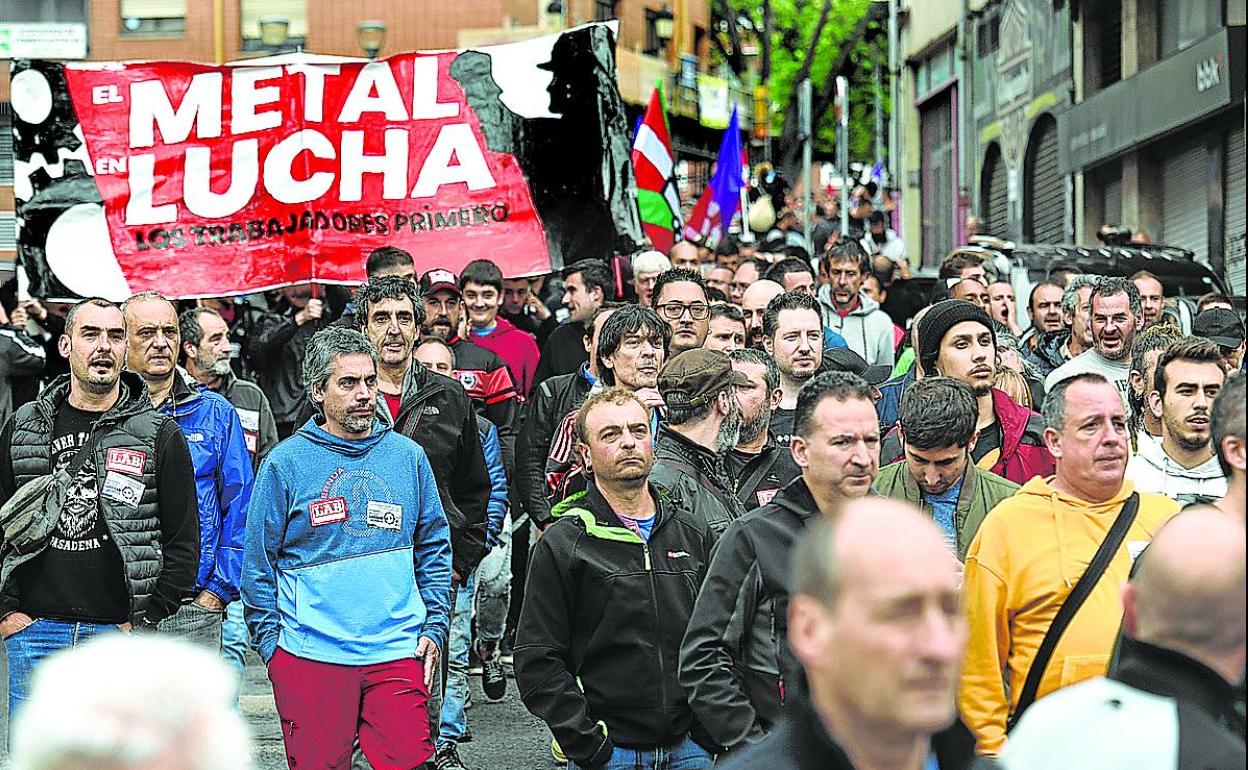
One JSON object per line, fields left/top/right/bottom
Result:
{"left": 1160, "top": 0, "right": 1221, "bottom": 57}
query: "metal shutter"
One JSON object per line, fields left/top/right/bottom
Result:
{"left": 1162, "top": 142, "right": 1210, "bottom": 264}
{"left": 1225, "top": 127, "right": 1246, "bottom": 294}
{"left": 1024, "top": 117, "right": 1063, "bottom": 243}
{"left": 1103, "top": 175, "right": 1122, "bottom": 228}
{"left": 0, "top": 213, "right": 14, "bottom": 251}
{"left": 0, "top": 103, "right": 12, "bottom": 184}
{"left": 982, "top": 144, "right": 1008, "bottom": 238}
{"left": 920, "top": 95, "right": 955, "bottom": 267}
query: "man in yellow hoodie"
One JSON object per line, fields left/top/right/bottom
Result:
{"left": 958, "top": 372, "right": 1179, "bottom": 755}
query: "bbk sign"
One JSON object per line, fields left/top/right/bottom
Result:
{"left": 1196, "top": 55, "right": 1222, "bottom": 92}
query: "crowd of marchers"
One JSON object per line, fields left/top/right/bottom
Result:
{"left": 0, "top": 230, "right": 1243, "bottom": 770}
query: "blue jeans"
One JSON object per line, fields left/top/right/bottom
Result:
{"left": 221, "top": 600, "right": 249, "bottom": 676}
{"left": 3, "top": 619, "right": 120, "bottom": 719}
{"left": 438, "top": 574, "right": 475, "bottom": 746}
{"left": 475, "top": 515, "right": 512, "bottom": 650}
{"left": 568, "top": 734, "right": 712, "bottom": 770}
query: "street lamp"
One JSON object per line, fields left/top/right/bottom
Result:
{"left": 258, "top": 16, "right": 290, "bottom": 52}
{"left": 654, "top": 5, "right": 675, "bottom": 49}
{"left": 356, "top": 21, "right": 387, "bottom": 60}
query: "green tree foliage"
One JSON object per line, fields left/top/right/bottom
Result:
{"left": 711, "top": 0, "right": 888, "bottom": 181}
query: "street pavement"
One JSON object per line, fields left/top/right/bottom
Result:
{"left": 2, "top": 648, "right": 554, "bottom": 770}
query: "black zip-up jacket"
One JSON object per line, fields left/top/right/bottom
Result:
{"left": 515, "top": 370, "right": 592, "bottom": 528}
{"left": 679, "top": 476, "right": 821, "bottom": 750}
{"left": 725, "top": 439, "right": 801, "bottom": 512}
{"left": 294, "top": 363, "right": 491, "bottom": 577}
{"left": 649, "top": 423, "right": 745, "bottom": 538}
{"left": 1111, "top": 635, "right": 1246, "bottom": 739}
{"left": 718, "top": 693, "right": 988, "bottom": 770}
{"left": 380, "top": 364, "right": 491, "bottom": 578}
{"left": 533, "top": 321, "right": 589, "bottom": 389}
{"left": 515, "top": 483, "right": 716, "bottom": 768}
{"left": 1023, "top": 329, "right": 1069, "bottom": 379}
{"left": 246, "top": 307, "right": 328, "bottom": 428}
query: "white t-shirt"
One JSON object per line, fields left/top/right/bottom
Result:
{"left": 1045, "top": 350, "right": 1132, "bottom": 412}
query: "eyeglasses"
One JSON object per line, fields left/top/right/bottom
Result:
{"left": 656, "top": 302, "right": 710, "bottom": 321}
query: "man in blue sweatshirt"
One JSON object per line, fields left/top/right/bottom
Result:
{"left": 123, "top": 292, "right": 254, "bottom": 651}
{"left": 242, "top": 326, "right": 452, "bottom": 770}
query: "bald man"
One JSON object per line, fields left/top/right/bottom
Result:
{"left": 123, "top": 292, "right": 254, "bottom": 648}
{"left": 1003, "top": 509, "right": 1245, "bottom": 767}
{"left": 1116, "top": 508, "right": 1246, "bottom": 732}
{"left": 717, "top": 498, "right": 974, "bottom": 769}
{"left": 669, "top": 240, "right": 702, "bottom": 272}
{"left": 741, "top": 280, "right": 784, "bottom": 350}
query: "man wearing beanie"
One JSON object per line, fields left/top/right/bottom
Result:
{"left": 880, "top": 300, "right": 1053, "bottom": 485}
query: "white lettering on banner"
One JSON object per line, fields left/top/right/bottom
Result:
{"left": 118, "top": 60, "right": 496, "bottom": 225}
{"left": 410, "top": 57, "right": 460, "bottom": 120}
{"left": 184, "top": 139, "right": 259, "bottom": 218}
{"left": 127, "top": 59, "right": 461, "bottom": 141}
{"left": 339, "top": 129, "right": 410, "bottom": 201}
{"left": 124, "top": 124, "right": 498, "bottom": 224}
{"left": 411, "top": 123, "right": 498, "bottom": 197}
{"left": 264, "top": 129, "right": 337, "bottom": 204}
{"left": 338, "top": 61, "right": 409, "bottom": 122}
{"left": 287, "top": 64, "right": 340, "bottom": 122}
{"left": 129, "top": 72, "right": 223, "bottom": 148}
{"left": 231, "top": 66, "right": 283, "bottom": 134}
{"left": 126, "top": 154, "right": 175, "bottom": 225}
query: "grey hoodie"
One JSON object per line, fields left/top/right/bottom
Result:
{"left": 1125, "top": 439, "right": 1227, "bottom": 505}
{"left": 815, "top": 288, "right": 896, "bottom": 368}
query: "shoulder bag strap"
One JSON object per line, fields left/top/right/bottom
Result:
{"left": 1006, "top": 492, "right": 1140, "bottom": 732}
{"left": 64, "top": 428, "right": 110, "bottom": 479}
{"left": 660, "top": 458, "right": 738, "bottom": 512}
{"left": 736, "top": 451, "right": 781, "bottom": 505}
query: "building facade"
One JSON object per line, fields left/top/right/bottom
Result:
{"left": 895, "top": 0, "right": 1244, "bottom": 295}
{"left": 971, "top": 0, "right": 1074, "bottom": 246}
{"left": 1062, "top": 0, "right": 1245, "bottom": 294}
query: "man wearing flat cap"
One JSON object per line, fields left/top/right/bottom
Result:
{"left": 650, "top": 349, "right": 750, "bottom": 538}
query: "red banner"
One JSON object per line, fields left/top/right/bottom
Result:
{"left": 12, "top": 25, "right": 643, "bottom": 300}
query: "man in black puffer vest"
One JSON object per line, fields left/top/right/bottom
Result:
{"left": 0, "top": 298, "right": 198, "bottom": 717}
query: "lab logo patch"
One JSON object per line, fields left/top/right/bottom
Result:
{"left": 366, "top": 501, "right": 403, "bottom": 531}
{"left": 310, "top": 497, "right": 348, "bottom": 526}
{"left": 755, "top": 488, "right": 779, "bottom": 506}
{"left": 666, "top": 550, "right": 689, "bottom": 559}
{"left": 457, "top": 371, "right": 478, "bottom": 390}
{"left": 105, "top": 448, "right": 146, "bottom": 476}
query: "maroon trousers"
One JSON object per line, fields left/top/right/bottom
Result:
{"left": 268, "top": 647, "right": 433, "bottom": 770}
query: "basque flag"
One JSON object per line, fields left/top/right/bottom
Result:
{"left": 630, "top": 83, "right": 682, "bottom": 253}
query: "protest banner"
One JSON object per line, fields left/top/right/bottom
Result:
{"left": 11, "top": 22, "right": 643, "bottom": 300}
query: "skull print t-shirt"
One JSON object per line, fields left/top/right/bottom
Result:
{"left": 14, "top": 403, "right": 129, "bottom": 624}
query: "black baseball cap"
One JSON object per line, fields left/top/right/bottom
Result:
{"left": 1192, "top": 308, "right": 1245, "bottom": 348}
